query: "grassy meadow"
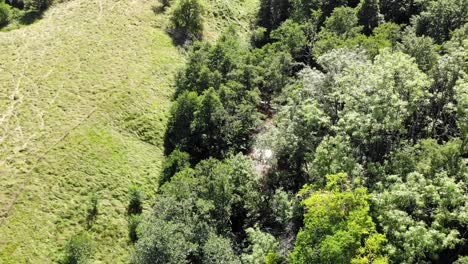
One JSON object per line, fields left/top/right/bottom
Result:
{"left": 0, "top": 0, "right": 181, "bottom": 262}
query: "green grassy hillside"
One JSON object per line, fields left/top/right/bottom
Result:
{"left": 0, "top": 0, "right": 259, "bottom": 262}
{"left": 0, "top": 0, "right": 181, "bottom": 262}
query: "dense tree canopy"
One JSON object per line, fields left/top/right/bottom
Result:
{"left": 134, "top": 0, "right": 468, "bottom": 262}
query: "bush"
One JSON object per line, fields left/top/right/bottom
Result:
{"left": 0, "top": 1, "right": 10, "bottom": 27}
{"left": 170, "top": 0, "right": 204, "bottom": 41}
{"left": 127, "top": 186, "right": 144, "bottom": 215}
{"left": 62, "top": 233, "right": 96, "bottom": 264}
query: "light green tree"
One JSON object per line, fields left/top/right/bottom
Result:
{"left": 291, "top": 173, "right": 388, "bottom": 264}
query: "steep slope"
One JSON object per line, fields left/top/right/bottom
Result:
{"left": 0, "top": 0, "right": 182, "bottom": 262}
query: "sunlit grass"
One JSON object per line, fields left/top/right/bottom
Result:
{"left": 0, "top": 0, "right": 181, "bottom": 262}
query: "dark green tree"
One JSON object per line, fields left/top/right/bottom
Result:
{"left": 270, "top": 19, "right": 308, "bottom": 58}
{"left": 357, "top": 0, "right": 382, "bottom": 35}
{"left": 164, "top": 91, "right": 199, "bottom": 155}
{"left": 313, "top": 6, "right": 364, "bottom": 57}
{"left": 415, "top": 0, "right": 468, "bottom": 43}
{"left": 133, "top": 218, "right": 197, "bottom": 264}
{"left": 191, "top": 87, "right": 227, "bottom": 159}
{"left": 24, "top": 0, "right": 50, "bottom": 10}
{"left": 175, "top": 42, "right": 221, "bottom": 95}
{"left": 379, "top": 0, "right": 424, "bottom": 24}
{"left": 257, "top": 0, "right": 291, "bottom": 34}
{"left": 170, "top": 0, "right": 204, "bottom": 41}
{"left": 128, "top": 186, "right": 144, "bottom": 215}
{"left": 398, "top": 27, "right": 438, "bottom": 72}
{"left": 0, "top": 1, "right": 10, "bottom": 27}
{"left": 291, "top": 0, "right": 348, "bottom": 23}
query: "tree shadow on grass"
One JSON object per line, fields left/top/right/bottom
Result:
{"left": 151, "top": 4, "right": 166, "bottom": 14}
{"left": 167, "top": 28, "right": 193, "bottom": 46}
{"left": 18, "top": 10, "right": 43, "bottom": 25}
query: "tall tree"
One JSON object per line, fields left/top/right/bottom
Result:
{"left": 258, "top": 0, "right": 291, "bottom": 33}
{"left": 191, "top": 88, "right": 228, "bottom": 160}
{"left": 357, "top": 0, "right": 382, "bottom": 35}
{"left": 415, "top": 0, "right": 468, "bottom": 43}
{"left": 291, "top": 173, "right": 388, "bottom": 263}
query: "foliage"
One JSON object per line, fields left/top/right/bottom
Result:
{"left": 291, "top": 0, "right": 348, "bottom": 23}
{"left": 128, "top": 186, "right": 144, "bottom": 215}
{"left": 191, "top": 87, "right": 228, "bottom": 159}
{"left": 455, "top": 257, "right": 468, "bottom": 264}
{"left": 257, "top": 0, "right": 291, "bottom": 33}
{"left": 24, "top": 0, "right": 50, "bottom": 11}
{"left": 132, "top": 218, "right": 197, "bottom": 264}
{"left": 306, "top": 134, "right": 362, "bottom": 186}
{"left": 398, "top": 27, "right": 438, "bottom": 72}
{"left": 159, "top": 0, "right": 173, "bottom": 9}
{"left": 170, "top": 0, "right": 205, "bottom": 41}
{"left": 373, "top": 139, "right": 468, "bottom": 263}
{"left": 136, "top": 0, "right": 468, "bottom": 263}
{"left": 270, "top": 188, "right": 294, "bottom": 227}
{"left": 291, "top": 173, "right": 388, "bottom": 263}
{"left": 160, "top": 149, "right": 191, "bottom": 184}
{"left": 335, "top": 49, "right": 430, "bottom": 161}
{"left": 241, "top": 226, "right": 280, "bottom": 264}
{"left": 314, "top": 10, "right": 400, "bottom": 58}
{"left": 379, "top": 0, "right": 424, "bottom": 24}
{"left": 357, "top": 0, "right": 382, "bottom": 35}
{"left": 134, "top": 154, "right": 262, "bottom": 263}
{"left": 0, "top": 1, "right": 10, "bottom": 26}
{"left": 62, "top": 233, "right": 96, "bottom": 264}
{"left": 202, "top": 234, "right": 241, "bottom": 264}
{"left": 424, "top": 31, "right": 467, "bottom": 140}
{"left": 271, "top": 98, "right": 331, "bottom": 189}
{"left": 414, "top": 0, "right": 468, "bottom": 43}
{"left": 270, "top": 19, "right": 308, "bottom": 58}
{"left": 312, "top": 6, "right": 362, "bottom": 57}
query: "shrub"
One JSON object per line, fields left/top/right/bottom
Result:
{"left": 62, "top": 233, "right": 96, "bottom": 264}
{"left": 170, "top": 0, "right": 204, "bottom": 41}
{"left": 127, "top": 186, "right": 143, "bottom": 215}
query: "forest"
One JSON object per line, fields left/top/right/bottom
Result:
{"left": 0, "top": 0, "right": 466, "bottom": 263}
{"left": 128, "top": 0, "right": 468, "bottom": 263}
